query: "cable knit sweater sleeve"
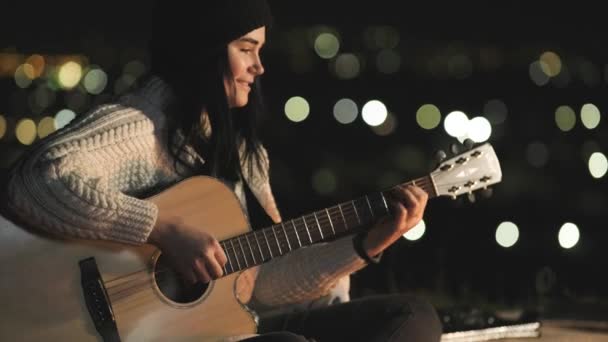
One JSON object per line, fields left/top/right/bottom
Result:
{"left": 241, "top": 147, "right": 370, "bottom": 308}
{"left": 251, "top": 235, "right": 367, "bottom": 307}
{"left": 7, "top": 103, "right": 168, "bottom": 244}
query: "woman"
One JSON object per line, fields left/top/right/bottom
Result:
{"left": 6, "top": 1, "right": 442, "bottom": 341}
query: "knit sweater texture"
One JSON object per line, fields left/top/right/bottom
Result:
{"left": 7, "top": 77, "right": 368, "bottom": 339}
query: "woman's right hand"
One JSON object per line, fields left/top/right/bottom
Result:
{"left": 147, "top": 214, "right": 228, "bottom": 284}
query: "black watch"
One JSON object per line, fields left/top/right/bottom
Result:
{"left": 352, "top": 232, "right": 382, "bottom": 264}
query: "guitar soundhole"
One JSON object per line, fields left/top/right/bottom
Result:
{"left": 153, "top": 254, "right": 209, "bottom": 304}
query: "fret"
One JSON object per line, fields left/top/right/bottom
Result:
{"left": 271, "top": 225, "right": 283, "bottom": 255}
{"left": 280, "top": 222, "right": 292, "bottom": 251}
{"left": 244, "top": 234, "right": 257, "bottom": 264}
{"left": 325, "top": 208, "right": 336, "bottom": 235}
{"left": 302, "top": 216, "right": 313, "bottom": 243}
{"left": 337, "top": 203, "right": 349, "bottom": 231}
{"left": 367, "top": 192, "right": 389, "bottom": 217}
{"left": 365, "top": 195, "right": 375, "bottom": 220}
{"left": 237, "top": 237, "right": 249, "bottom": 268}
{"left": 380, "top": 192, "right": 389, "bottom": 214}
{"left": 221, "top": 242, "right": 234, "bottom": 274}
{"left": 291, "top": 219, "right": 302, "bottom": 247}
{"left": 252, "top": 231, "right": 265, "bottom": 261}
{"left": 351, "top": 200, "right": 361, "bottom": 224}
{"left": 262, "top": 228, "right": 274, "bottom": 258}
{"left": 229, "top": 239, "right": 242, "bottom": 270}
{"left": 223, "top": 265, "right": 228, "bottom": 275}
{"left": 313, "top": 212, "right": 324, "bottom": 239}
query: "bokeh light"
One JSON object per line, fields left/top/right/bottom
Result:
{"left": 467, "top": 117, "right": 492, "bottom": 142}
{"left": 539, "top": 51, "right": 562, "bottom": 77}
{"left": 495, "top": 221, "right": 519, "bottom": 248}
{"left": 416, "top": 104, "right": 441, "bottom": 130}
{"left": 558, "top": 222, "right": 580, "bottom": 249}
{"left": 362, "top": 100, "right": 388, "bottom": 126}
{"left": 555, "top": 105, "right": 576, "bottom": 132}
{"left": 444, "top": 111, "right": 469, "bottom": 138}
{"left": 333, "top": 53, "right": 361, "bottom": 80}
{"left": 580, "top": 103, "right": 601, "bottom": 129}
{"left": 83, "top": 68, "right": 108, "bottom": 95}
{"left": 0, "top": 115, "right": 6, "bottom": 139}
{"left": 284, "top": 96, "right": 310, "bottom": 122}
{"left": 529, "top": 61, "right": 550, "bottom": 86}
{"left": 314, "top": 33, "right": 340, "bottom": 59}
{"left": 25, "top": 54, "right": 45, "bottom": 78}
{"left": 55, "top": 109, "right": 76, "bottom": 129}
{"left": 37, "top": 116, "right": 56, "bottom": 139}
{"left": 403, "top": 220, "right": 426, "bottom": 241}
{"left": 588, "top": 152, "right": 608, "bottom": 179}
{"left": 14, "top": 64, "right": 34, "bottom": 88}
{"left": 333, "top": 98, "right": 358, "bottom": 124}
{"left": 58, "top": 61, "right": 83, "bottom": 89}
{"left": 15, "top": 118, "right": 37, "bottom": 145}
{"left": 371, "top": 112, "right": 397, "bottom": 136}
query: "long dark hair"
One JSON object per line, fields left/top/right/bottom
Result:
{"left": 149, "top": 43, "right": 267, "bottom": 183}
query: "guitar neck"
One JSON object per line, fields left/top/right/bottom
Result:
{"left": 219, "top": 175, "right": 435, "bottom": 275}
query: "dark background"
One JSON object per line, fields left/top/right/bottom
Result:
{"left": 2, "top": 1, "right": 607, "bottom": 319}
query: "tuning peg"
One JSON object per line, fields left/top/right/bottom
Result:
{"left": 478, "top": 187, "right": 493, "bottom": 198}
{"left": 450, "top": 143, "right": 461, "bottom": 155}
{"left": 434, "top": 149, "right": 447, "bottom": 164}
{"left": 467, "top": 192, "right": 476, "bottom": 203}
{"left": 463, "top": 138, "right": 475, "bottom": 150}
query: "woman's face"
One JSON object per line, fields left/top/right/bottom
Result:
{"left": 224, "top": 26, "right": 266, "bottom": 108}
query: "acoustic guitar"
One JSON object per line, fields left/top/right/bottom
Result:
{"left": 0, "top": 142, "right": 502, "bottom": 341}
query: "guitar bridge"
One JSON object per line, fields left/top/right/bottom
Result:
{"left": 79, "top": 257, "right": 121, "bottom": 342}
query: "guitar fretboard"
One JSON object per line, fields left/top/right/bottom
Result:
{"left": 219, "top": 175, "right": 434, "bottom": 275}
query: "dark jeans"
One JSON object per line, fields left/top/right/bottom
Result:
{"left": 242, "top": 294, "right": 442, "bottom": 342}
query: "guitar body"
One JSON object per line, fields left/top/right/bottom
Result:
{"left": 0, "top": 176, "right": 257, "bottom": 341}
{"left": 0, "top": 143, "right": 504, "bottom": 341}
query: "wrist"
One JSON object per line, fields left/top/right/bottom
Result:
{"left": 352, "top": 232, "right": 382, "bottom": 264}
{"left": 148, "top": 217, "right": 172, "bottom": 246}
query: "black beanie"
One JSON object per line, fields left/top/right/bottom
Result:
{"left": 150, "top": 0, "right": 273, "bottom": 62}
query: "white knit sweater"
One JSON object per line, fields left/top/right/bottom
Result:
{"left": 7, "top": 77, "right": 368, "bottom": 323}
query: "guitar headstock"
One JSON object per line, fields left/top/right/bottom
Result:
{"left": 430, "top": 142, "right": 502, "bottom": 199}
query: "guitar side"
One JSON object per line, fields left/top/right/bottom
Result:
{"left": 0, "top": 176, "right": 257, "bottom": 341}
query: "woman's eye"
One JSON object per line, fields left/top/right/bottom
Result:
{"left": 241, "top": 49, "right": 252, "bottom": 54}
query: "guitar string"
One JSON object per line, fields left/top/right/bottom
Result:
{"left": 105, "top": 205, "right": 365, "bottom": 300}
{"left": 104, "top": 202, "right": 377, "bottom": 303}
{"left": 218, "top": 178, "right": 434, "bottom": 259}
{"left": 105, "top": 179, "right": 435, "bottom": 301}
{"left": 108, "top": 190, "right": 397, "bottom": 288}
{"left": 104, "top": 203, "right": 362, "bottom": 287}
{"left": 104, "top": 196, "right": 374, "bottom": 288}
{"left": 104, "top": 204, "right": 359, "bottom": 291}
{"left": 217, "top": 177, "right": 433, "bottom": 257}
{"left": 105, "top": 178, "right": 436, "bottom": 302}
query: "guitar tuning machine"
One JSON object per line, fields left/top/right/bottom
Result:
{"left": 471, "top": 150, "right": 482, "bottom": 158}
{"left": 455, "top": 157, "right": 468, "bottom": 164}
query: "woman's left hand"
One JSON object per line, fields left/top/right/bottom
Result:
{"left": 363, "top": 185, "right": 428, "bottom": 257}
